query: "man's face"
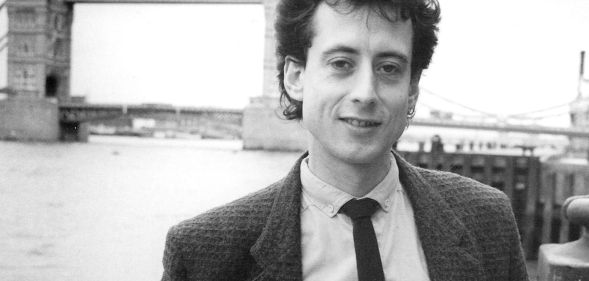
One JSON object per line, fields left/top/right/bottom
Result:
{"left": 285, "top": 2, "right": 417, "bottom": 166}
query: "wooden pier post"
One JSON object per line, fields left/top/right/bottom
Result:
{"left": 537, "top": 195, "right": 589, "bottom": 280}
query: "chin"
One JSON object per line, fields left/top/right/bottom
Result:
{"left": 334, "top": 144, "right": 390, "bottom": 165}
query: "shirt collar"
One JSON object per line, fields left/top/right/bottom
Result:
{"left": 300, "top": 153, "right": 402, "bottom": 217}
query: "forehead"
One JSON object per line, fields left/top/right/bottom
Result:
{"left": 309, "top": 2, "right": 413, "bottom": 57}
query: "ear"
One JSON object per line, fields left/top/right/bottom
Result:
{"left": 408, "top": 72, "right": 421, "bottom": 109}
{"left": 283, "top": 56, "right": 305, "bottom": 101}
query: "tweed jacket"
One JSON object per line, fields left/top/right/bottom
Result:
{"left": 161, "top": 152, "right": 529, "bottom": 281}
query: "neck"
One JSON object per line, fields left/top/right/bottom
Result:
{"left": 307, "top": 150, "right": 391, "bottom": 198}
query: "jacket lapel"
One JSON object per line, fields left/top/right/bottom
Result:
{"left": 394, "top": 152, "right": 485, "bottom": 281}
{"left": 249, "top": 154, "right": 306, "bottom": 281}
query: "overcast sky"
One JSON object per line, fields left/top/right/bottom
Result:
{"left": 70, "top": 0, "right": 589, "bottom": 126}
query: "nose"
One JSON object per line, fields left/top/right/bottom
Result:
{"left": 350, "top": 64, "right": 377, "bottom": 104}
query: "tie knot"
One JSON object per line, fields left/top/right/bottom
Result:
{"left": 339, "top": 198, "right": 380, "bottom": 220}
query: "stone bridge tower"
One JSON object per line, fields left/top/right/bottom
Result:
{"left": 0, "top": 0, "right": 73, "bottom": 140}
{"left": 242, "top": 0, "right": 309, "bottom": 151}
{"left": 2, "top": 0, "right": 73, "bottom": 100}
{"left": 570, "top": 51, "right": 589, "bottom": 155}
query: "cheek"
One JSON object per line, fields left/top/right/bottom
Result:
{"left": 382, "top": 92, "right": 410, "bottom": 115}
{"left": 301, "top": 79, "right": 335, "bottom": 117}
{"left": 300, "top": 91, "right": 321, "bottom": 125}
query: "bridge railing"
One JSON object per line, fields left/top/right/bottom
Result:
{"left": 397, "top": 150, "right": 588, "bottom": 260}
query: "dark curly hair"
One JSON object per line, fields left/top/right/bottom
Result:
{"left": 275, "top": 0, "right": 440, "bottom": 120}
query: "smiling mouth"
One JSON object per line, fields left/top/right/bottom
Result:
{"left": 340, "top": 118, "right": 382, "bottom": 128}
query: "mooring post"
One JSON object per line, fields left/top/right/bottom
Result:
{"left": 537, "top": 195, "right": 589, "bottom": 280}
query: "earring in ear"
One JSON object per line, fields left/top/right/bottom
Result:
{"left": 406, "top": 107, "right": 416, "bottom": 129}
{"left": 407, "top": 107, "right": 416, "bottom": 119}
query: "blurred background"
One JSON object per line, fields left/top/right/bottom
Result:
{"left": 1, "top": 0, "right": 588, "bottom": 280}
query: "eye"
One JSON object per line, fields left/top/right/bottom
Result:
{"left": 329, "top": 58, "right": 354, "bottom": 72}
{"left": 377, "top": 63, "right": 401, "bottom": 75}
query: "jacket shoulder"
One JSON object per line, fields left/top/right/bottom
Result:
{"left": 415, "top": 167, "right": 519, "bottom": 242}
{"left": 169, "top": 178, "right": 283, "bottom": 246}
{"left": 416, "top": 168, "right": 528, "bottom": 280}
{"left": 417, "top": 167, "right": 511, "bottom": 212}
{"left": 163, "top": 179, "right": 284, "bottom": 280}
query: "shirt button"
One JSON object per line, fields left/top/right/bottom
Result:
{"left": 326, "top": 205, "right": 334, "bottom": 213}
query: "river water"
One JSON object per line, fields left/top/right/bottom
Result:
{"left": 0, "top": 136, "right": 300, "bottom": 281}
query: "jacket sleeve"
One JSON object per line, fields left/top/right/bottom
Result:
{"left": 161, "top": 226, "right": 187, "bottom": 281}
{"left": 503, "top": 199, "right": 530, "bottom": 281}
{"left": 510, "top": 242, "right": 529, "bottom": 281}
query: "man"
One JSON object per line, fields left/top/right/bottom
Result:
{"left": 161, "top": 0, "right": 529, "bottom": 280}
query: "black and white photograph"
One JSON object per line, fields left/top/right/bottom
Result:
{"left": 1, "top": 0, "right": 588, "bottom": 280}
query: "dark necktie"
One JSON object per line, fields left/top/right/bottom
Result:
{"left": 339, "top": 198, "right": 385, "bottom": 281}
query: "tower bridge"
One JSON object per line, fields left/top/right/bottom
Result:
{"left": 0, "top": 0, "right": 279, "bottom": 142}
{"left": 58, "top": 103, "right": 243, "bottom": 140}
{"left": 57, "top": 102, "right": 589, "bottom": 138}
{"left": 1, "top": 0, "right": 588, "bottom": 151}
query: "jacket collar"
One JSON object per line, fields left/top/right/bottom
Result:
{"left": 250, "top": 152, "right": 485, "bottom": 281}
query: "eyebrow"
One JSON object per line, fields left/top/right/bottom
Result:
{"left": 321, "top": 45, "right": 359, "bottom": 59}
{"left": 320, "top": 44, "right": 409, "bottom": 64}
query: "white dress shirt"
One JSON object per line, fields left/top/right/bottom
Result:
{"left": 300, "top": 154, "right": 431, "bottom": 281}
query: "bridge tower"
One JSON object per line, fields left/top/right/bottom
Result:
{"left": 242, "top": 0, "right": 309, "bottom": 151}
{"left": 569, "top": 51, "right": 589, "bottom": 155}
{"left": 3, "top": 0, "right": 72, "bottom": 100}
{"left": 0, "top": 0, "right": 74, "bottom": 141}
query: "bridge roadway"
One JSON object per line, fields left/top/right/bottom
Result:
{"left": 59, "top": 103, "right": 243, "bottom": 123}
{"left": 411, "top": 118, "right": 589, "bottom": 138}
{"left": 65, "top": 0, "right": 261, "bottom": 4}
{"left": 58, "top": 103, "right": 589, "bottom": 138}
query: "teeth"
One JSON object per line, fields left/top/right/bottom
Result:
{"left": 343, "top": 118, "right": 379, "bottom": 127}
